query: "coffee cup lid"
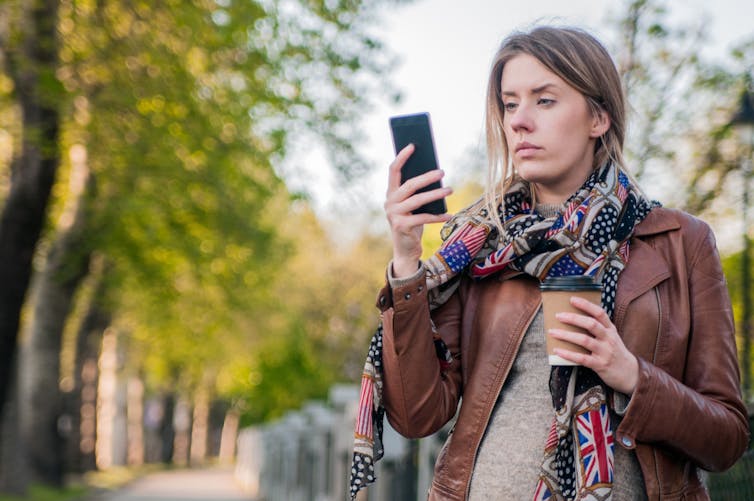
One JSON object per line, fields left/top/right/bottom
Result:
{"left": 540, "top": 275, "right": 602, "bottom": 291}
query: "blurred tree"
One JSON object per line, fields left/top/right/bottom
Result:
{"left": 723, "top": 249, "right": 754, "bottom": 401}
{"left": 0, "top": 0, "right": 406, "bottom": 488}
{"left": 613, "top": 0, "right": 754, "bottom": 213}
{"left": 229, "top": 202, "right": 392, "bottom": 424}
{"left": 615, "top": 0, "right": 706, "bottom": 185}
{"left": 19, "top": 147, "right": 92, "bottom": 485}
{"left": 0, "top": 0, "right": 62, "bottom": 422}
{"left": 681, "top": 43, "right": 754, "bottom": 216}
{"left": 63, "top": 259, "right": 109, "bottom": 475}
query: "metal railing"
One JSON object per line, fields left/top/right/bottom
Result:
{"left": 234, "top": 388, "right": 754, "bottom": 500}
{"left": 708, "top": 406, "right": 754, "bottom": 500}
{"left": 708, "top": 450, "right": 754, "bottom": 500}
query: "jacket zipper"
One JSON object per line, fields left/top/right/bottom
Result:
{"left": 463, "top": 302, "right": 541, "bottom": 500}
{"left": 651, "top": 287, "right": 662, "bottom": 500}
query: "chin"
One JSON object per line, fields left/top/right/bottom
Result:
{"left": 515, "top": 164, "right": 551, "bottom": 184}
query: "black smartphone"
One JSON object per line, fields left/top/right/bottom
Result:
{"left": 389, "top": 112, "right": 447, "bottom": 215}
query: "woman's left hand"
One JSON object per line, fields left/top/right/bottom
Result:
{"left": 548, "top": 296, "right": 639, "bottom": 395}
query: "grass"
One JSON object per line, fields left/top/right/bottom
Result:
{"left": 0, "top": 484, "right": 87, "bottom": 501}
{"left": 82, "top": 463, "right": 165, "bottom": 490}
{"left": 0, "top": 464, "right": 166, "bottom": 501}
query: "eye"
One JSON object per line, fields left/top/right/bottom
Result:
{"left": 503, "top": 102, "right": 518, "bottom": 112}
{"left": 537, "top": 98, "right": 555, "bottom": 106}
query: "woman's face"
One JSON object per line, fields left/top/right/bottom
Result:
{"left": 500, "top": 54, "right": 609, "bottom": 204}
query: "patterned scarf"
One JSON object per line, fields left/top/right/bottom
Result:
{"left": 350, "top": 163, "right": 658, "bottom": 500}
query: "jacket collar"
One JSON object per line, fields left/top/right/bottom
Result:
{"left": 633, "top": 207, "right": 680, "bottom": 238}
{"left": 614, "top": 208, "right": 677, "bottom": 327}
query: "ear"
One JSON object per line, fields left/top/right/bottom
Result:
{"left": 589, "top": 109, "right": 610, "bottom": 138}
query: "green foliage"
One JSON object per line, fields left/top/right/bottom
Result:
{"left": 239, "top": 321, "right": 334, "bottom": 425}
{"left": 722, "top": 246, "right": 753, "bottom": 405}
{"left": 225, "top": 202, "right": 392, "bottom": 424}
{"left": 0, "top": 0, "right": 404, "bottom": 420}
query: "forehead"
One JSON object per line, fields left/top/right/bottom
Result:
{"left": 500, "top": 53, "right": 569, "bottom": 93}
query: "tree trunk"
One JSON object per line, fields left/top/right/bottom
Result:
{"left": 0, "top": 0, "right": 62, "bottom": 418}
{"left": 160, "top": 393, "right": 176, "bottom": 464}
{"left": 19, "top": 146, "right": 93, "bottom": 486}
{"left": 218, "top": 408, "right": 240, "bottom": 464}
{"left": 190, "top": 391, "right": 209, "bottom": 466}
{"left": 0, "top": 361, "right": 29, "bottom": 495}
{"left": 94, "top": 327, "right": 131, "bottom": 470}
{"left": 172, "top": 398, "right": 192, "bottom": 466}
{"left": 65, "top": 263, "right": 110, "bottom": 474}
{"left": 126, "top": 376, "right": 144, "bottom": 466}
{"left": 209, "top": 400, "right": 228, "bottom": 457}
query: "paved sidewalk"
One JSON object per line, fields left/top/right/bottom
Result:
{"left": 99, "top": 467, "right": 253, "bottom": 501}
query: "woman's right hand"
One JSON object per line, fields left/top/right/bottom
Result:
{"left": 385, "top": 144, "right": 453, "bottom": 279}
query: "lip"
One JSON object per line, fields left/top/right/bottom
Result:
{"left": 515, "top": 141, "right": 542, "bottom": 153}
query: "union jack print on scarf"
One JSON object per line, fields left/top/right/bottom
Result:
{"left": 577, "top": 403, "right": 615, "bottom": 487}
{"left": 534, "top": 479, "right": 555, "bottom": 501}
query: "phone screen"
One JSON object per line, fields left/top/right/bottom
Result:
{"left": 389, "top": 112, "right": 447, "bottom": 215}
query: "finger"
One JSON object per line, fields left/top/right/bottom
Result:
{"left": 569, "top": 296, "right": 611, "bottom": 328}
{"left": 554, "top": 311, "right": 605, "bottom": 338}
{"left": 387, "top": 202, "right": 453, "bottom": 225}
{"left": 387, "top": 144, "right": 415, "bottom": 192}
{"left": 395, "top": 168, "right": 447, "bottom": 201}
{"left": 397, "top": 212, "right": 453, "bottom": 227}
{"left": 384, "top": 187, "right": 453, "bottom": 221}
{"left": 548, "top": 328, "right": 598, "bottom": 353}
{"left": 552, "top": 347, "right": 589, "bottom": 366}
{"left": 395, "top": 186, "right": 453, "bottom": 214}
{"left": 552, "top": 348, "right": 609, "bottom": 375}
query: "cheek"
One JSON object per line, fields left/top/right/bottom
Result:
{"left": 502, "top": 115, "right": 512, "bottom": 134}
{"left": 555, "top": 113, "right": 592, "bottom": 147}
{"left": 502, "top": 120, "right": 515, "bottom": 146}
{"left": 568, "top": 107, "right": 596, "bottom": 136}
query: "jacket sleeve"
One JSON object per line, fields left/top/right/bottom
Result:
{"left": 377, "top": 271, "right": 464, "bottom": 439}
{"left": 616, "top": 219, "right": 750, "bottom": 472}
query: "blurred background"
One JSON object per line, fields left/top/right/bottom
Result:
{"left": 0, "top": 0, "right": 752, "bottom": 500}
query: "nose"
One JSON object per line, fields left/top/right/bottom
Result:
{"left": 508, "top": 102, "right": 534, "bottom": 134}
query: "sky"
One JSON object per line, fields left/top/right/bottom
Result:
{"left": 284, "top": 0, "right": 754, "bottom": 238}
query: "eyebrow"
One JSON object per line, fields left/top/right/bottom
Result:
{"left": 501, "top": 82, "right": 559, "bottom": 97}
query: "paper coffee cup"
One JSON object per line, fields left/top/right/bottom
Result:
{"left": 540, "top": 276, "right": 602, "bottom": 366}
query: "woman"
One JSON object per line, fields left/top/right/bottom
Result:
{"left": 350, "top": 26, "right": 749, "bottom": 500}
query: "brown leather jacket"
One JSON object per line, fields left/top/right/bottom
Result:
{"left": 377, "top": 208, "right": 750, "bottom": 500}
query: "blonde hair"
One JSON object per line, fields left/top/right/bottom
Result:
{"left": 484, "top": 26, "right": 627, "bottom": 230}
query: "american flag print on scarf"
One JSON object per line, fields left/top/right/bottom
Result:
{"left": 350, "top": 325, "right": 384, "bottom": 499}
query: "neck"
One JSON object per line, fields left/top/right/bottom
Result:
{"left": 531, "top": 168, "right": 595, "bottom": 205}
{"left": 535, "top": 202, "right": 562, "bottom": 218}
{"left": 531, "top": 184, "right": 573, "bottom": 205}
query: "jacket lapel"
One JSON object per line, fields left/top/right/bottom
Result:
{"left": 614, "top": 208, "right": 678, "bottom": 328}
